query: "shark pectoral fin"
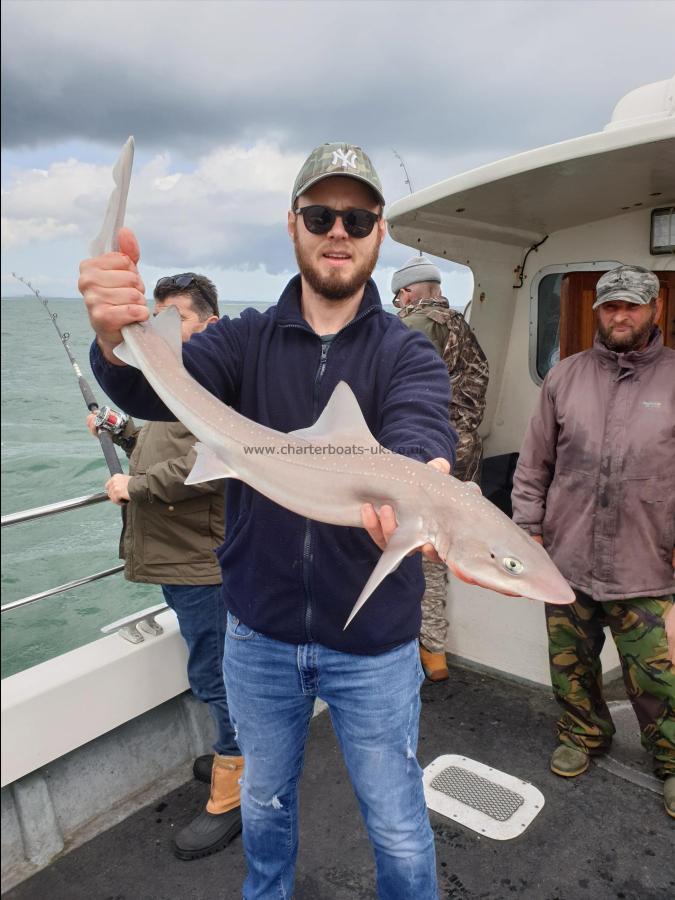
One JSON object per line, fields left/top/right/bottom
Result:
{"left": 343, "top": 519, "right": 425, "bottom": 630}
{"left": 185, "top": 442, "right": 239, "bottom": 484}
{"left": 290, "top": 381, "right": 381, "bottom": 451}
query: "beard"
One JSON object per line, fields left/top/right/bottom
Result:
{"left": 597, "top": 308, "right": 656, "bottom": 353}
{"left": 293, "top": 238, "right": 380, "bottom": 302}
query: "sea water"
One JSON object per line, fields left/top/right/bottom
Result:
{"left": 0, "top": 297, "right": 271, "bottom": 677}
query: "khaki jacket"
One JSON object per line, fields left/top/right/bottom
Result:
{"left": 512, "top": 329, "right": 675, "bottom": 601}
{"left": 117, "top": 420, "right": 225, "bottom": 585}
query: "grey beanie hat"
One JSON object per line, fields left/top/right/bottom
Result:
{"left": 593, "top": 265, "right": 660, "bottom": 309}
{"left": 391, "top": 255, "right": 442, "bottom": 295}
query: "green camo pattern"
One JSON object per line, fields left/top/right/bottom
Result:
{"left": 420, "top": 559, "right": 449, "bottom": 654}
{"left": 399, "top": 299, "right": 489, "bottom": 482}
{"left": 546, "top": 591, "right": 675, "bottom": 777}
{"left": 291, "top": 143, "right": 384, "bottom": 206}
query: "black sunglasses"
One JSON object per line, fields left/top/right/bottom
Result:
{"left": 293, "top": 205, "right": 381, "bottom": 238}
{"left": 155, "top": 273, "right": 217, "bottom": 315}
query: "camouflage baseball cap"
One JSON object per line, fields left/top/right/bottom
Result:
{"left": 593, "top": 265, "right": 660, "bottom": 309}
{"left": 291, "top": 143, "right": 385, "bottom": 208}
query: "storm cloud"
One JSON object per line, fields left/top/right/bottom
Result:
{"left": 5, "top": 1, "right": 674, "bottom": 160}
{"left": 2, "top": 0, "right": 673, "bottom": 298}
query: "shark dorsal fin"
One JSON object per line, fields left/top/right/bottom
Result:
{"left": 290, "top": 381, "right": 380, "bottom": 450}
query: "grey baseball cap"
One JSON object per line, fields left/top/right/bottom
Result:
{"left": 391, "top": 255, "right": 442, "bottom": 295}
{"left": 291, "top": 143, "right": 385, "bottom": 208}
{"left": 593, "top": 265, "right": 660, "bottom": 309}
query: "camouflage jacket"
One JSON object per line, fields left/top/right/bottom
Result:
{"left": 399, "top": 298, "right": 489, "bottom": 480}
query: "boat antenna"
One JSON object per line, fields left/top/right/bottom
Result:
{"left": 12, "top": 272, "right": 124, "bottom": 477}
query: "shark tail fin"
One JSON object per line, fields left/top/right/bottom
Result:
{"left": 344, "top": 515, "right": 427, "bottom": 630}
{"left": 185, "top": 442, "right": 239, "bottom": 484}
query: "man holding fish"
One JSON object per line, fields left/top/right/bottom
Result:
{"left": 80, "top": 143, "right": 457, "bottom": 899}
{"left": 80, "top": 141, "right": 574, "bottom": 897}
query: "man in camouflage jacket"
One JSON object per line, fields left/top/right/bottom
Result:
{"left": 393, "top": 255, "right": 489, "bottom": 680}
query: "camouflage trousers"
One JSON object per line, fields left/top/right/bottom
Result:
{"left": 418, "top": 438, "right": 481, "bottom": 653}
{"left": 546, "top": 591, "right": 675, "bottom": 777}
{"left": 419, "top": 559, "right": 449, "bottom": 654}
{"left": 452, "top": 432, "right": 482, "bottom": 484}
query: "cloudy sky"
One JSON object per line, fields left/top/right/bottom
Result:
{"left": 2, "top": 0, "right": 674, "bottom": 304}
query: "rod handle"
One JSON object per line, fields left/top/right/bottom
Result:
{"left": 98, "top": 429, "right": 124, "bottom": 477}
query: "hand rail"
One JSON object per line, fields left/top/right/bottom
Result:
{"left": 1, "top": 492, "right": 124, "bottom": 617}
{"left": 1, "top": 493, "right": 163, "bottom": 645}
{"left": 1, "top": 566, "right": 125, "bottom": 614}
{"left": 1, "top": 492, "right": 110, "bottom": 528}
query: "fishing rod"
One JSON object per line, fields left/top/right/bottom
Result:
{"left": 392, "top": 149, "right": 422, "bottom": 265}
{"left": 392, "top": 148, "right": 415, "bottom": 196}
{"left": 13, "top": 272, "right": 126, "bottom": 477}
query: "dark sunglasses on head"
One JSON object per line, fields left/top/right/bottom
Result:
{"left": 155, "top": 273, "right": 217, "bottom": 315}
{"left": 155, "top": 273, "right": 202, "bottom": 293}
{"left": 293, "top": 205, "right": 381, "bottom": 238}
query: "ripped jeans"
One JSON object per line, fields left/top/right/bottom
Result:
{"left": 224, "top": 612, "right": 438, "bottom": 900}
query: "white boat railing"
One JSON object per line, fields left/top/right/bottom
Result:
{"left": 0, "top": 494, "right": 167, "bottom": 637}
{"left": 1, "top": 490, "right": 110, "bottom": 527}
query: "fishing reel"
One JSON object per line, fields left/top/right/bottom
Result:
{"left": 94, "top": 405, "right": 129, "bottom": 436}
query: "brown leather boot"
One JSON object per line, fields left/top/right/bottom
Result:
{"left": 173, "top": 755, "right": 244, "bottom": 860}
{"left": 419, "top": 643, "right": 450, "bottom": 682}
{"left": 206, "top": 754, "right": 244, "bottom": 814}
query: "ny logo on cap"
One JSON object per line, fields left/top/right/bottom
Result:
{"left": 331, "top": 148, "right": 358, "bottom": 169}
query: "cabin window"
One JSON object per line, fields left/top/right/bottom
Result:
{"left": 536, "top": 273, "right": 562, "bottom": 379}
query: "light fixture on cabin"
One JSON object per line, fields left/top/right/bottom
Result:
{"left": 650, "top": 207, "right": 674, "bottom": 254}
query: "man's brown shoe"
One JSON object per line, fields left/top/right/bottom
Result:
{"left": 419, "top": 644, "right": 449, "bottom": 682}
{"left": 664, "top": 776, "right": 675, "bottom": 819}
{"left": 550, "top": 745, "right": 590, "bottom": 777}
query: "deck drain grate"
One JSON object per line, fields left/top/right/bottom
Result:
{"left": 423, "top": 754, "right": 545, "bottom": 840}
{"left": 430, "top": 765, "right": 524, "bottom": 821}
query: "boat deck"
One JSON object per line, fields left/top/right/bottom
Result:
{"left": 4, "top": 663, "right": 673, "bottom": 900}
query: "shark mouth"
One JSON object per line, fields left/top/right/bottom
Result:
{"left": 446, "top": 559, "right": 521, "bottom": 598}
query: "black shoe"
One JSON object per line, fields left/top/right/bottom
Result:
{"left": 173, "top": 807, "right": 242, "bottom": 860}
{"left": 192, "top": 754, "right": 214, "bottom": 785}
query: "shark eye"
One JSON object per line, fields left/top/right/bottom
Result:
{"left": 502, "top": 557, "right": 524, "bottom": 575}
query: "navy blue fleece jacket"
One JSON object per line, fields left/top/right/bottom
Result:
{"left": 91, "top": 275, "right": 456, "bottom": 654}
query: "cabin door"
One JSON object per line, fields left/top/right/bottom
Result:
{"left": 560, "top": 270, "right": 675, "bottom": 357}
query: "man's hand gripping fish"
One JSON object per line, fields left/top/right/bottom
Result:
{"left": 96, "top": 139, "right": 575, "bottom": 628}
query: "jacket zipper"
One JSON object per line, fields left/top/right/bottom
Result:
{"left": 302, "top": 339, "right": 332, "bottom": 642}
{"left": 280, "top": 303, "right": 379, "bottom": 642}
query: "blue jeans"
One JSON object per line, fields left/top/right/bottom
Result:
{"left": 224, "top": 612, "right": 438, "bottom": 900}
{"left": 161, "top": 584, "right": 239, "bottom": 757}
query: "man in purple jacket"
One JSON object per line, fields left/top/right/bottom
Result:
{"left": 79, "top": 143, "right": 455, "bottom": 899}
{"left": 512, "top": 265, "right": 674, "bottom": 819}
